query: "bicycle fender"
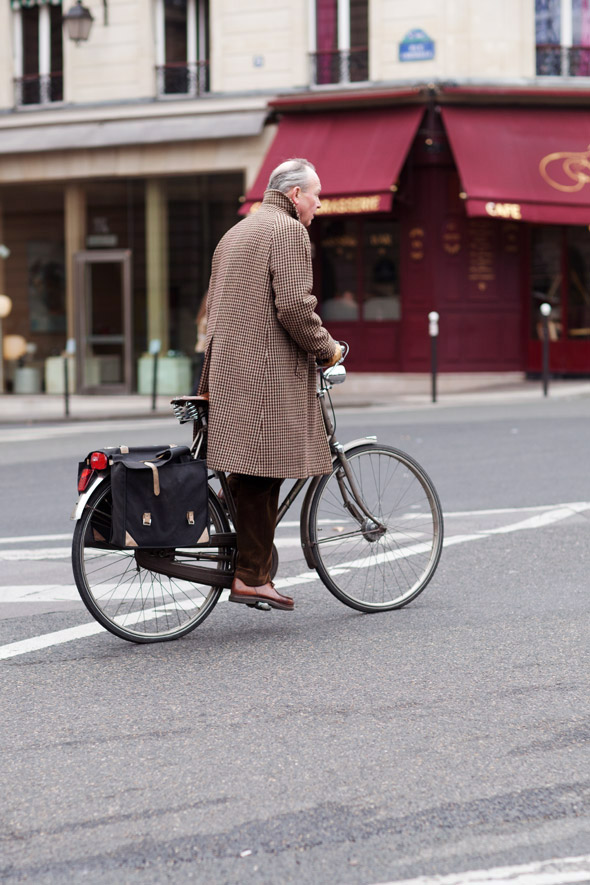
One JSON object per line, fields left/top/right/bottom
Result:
{"left": 299, "top": 436, "right": 377, "bottom": 569}
{"left": 70, "top": 474, "right": 106, "bottom": 521}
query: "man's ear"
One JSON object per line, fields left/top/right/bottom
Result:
{"left": 291, "top": 186, "right": 301, "bottom": 201}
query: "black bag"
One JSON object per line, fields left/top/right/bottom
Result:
{"left": 108, "top": 445, "right": 209, "bottom": 549}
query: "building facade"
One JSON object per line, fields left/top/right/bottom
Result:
{"left": 0, "top": 0, "right": 588, "bottom": 392}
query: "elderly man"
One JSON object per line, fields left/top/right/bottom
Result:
{"left": 199, "top": 158, "right": 341, "bottom": 611}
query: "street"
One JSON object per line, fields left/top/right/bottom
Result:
{"left": 1, "top": 395, "right": 590, "bottom": 884}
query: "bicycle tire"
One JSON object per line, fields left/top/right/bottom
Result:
{"left": 308, "top": 443, "right": 443, "bottom": 611}
{"left": 72, "top": 479, "right": 231, "bottom": 643}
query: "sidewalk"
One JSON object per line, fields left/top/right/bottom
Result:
{"left": 1, "top": 373, "right": 589, "bottom": 424}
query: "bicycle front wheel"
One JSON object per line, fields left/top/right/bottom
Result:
{"left": 308, "top": 443, "right": 443, "bottom": 611}
{"left": 72, "top": 480, "right": 231, "bottom": 643}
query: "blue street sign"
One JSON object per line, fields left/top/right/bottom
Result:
{"left": 399, "top": 28, "right": 435, "bottom": 62}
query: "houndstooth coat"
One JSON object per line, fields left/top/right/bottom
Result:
{"left": 198, "top": 189, "right": 338, "bottom": 479}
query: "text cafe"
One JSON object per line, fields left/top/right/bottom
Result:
{"left": 243, "top": 88, "right": 590, "bottom": 375}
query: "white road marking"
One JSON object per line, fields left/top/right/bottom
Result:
{"left": 371, "top": 853, "right": 590, "bottom": 885}
{"left": 0, "top": 418, "right": 173, "bottom": 444}
{"left": 1, "top": 500, "right": 589, "bottom": 660}
{"left": 0, "top": 547, "right": 72, "bottom": 561}
{"left": 0, "top": 533, "right": 72, "bottom": 545}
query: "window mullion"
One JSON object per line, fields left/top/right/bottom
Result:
{"left": 38, "top": 4, "right": 51, "bottom": 102}
{"left": 155, "top": 0, "right": 165, "bottom": 95}
{"left": 13, "top": 10, "right": 24, "bottom": 79}
{"left": 338, "top": 0, "right": 350, "bottom": 50}
{"left": 561, "top": 0, "right": 573, "bottom": 74}
{"left": 338, "top": 0, "right": 350, "bottom": 83}
{"left": 187, "top": 0, "right": 197, "bottom": 95}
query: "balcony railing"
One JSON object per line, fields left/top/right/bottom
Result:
{"left": 310, "top": 48, "right": 369, "bottom": 86}
{"left": 14, "top": 72, "right": 63, "bottom": 106}
{"left": 536, "top": 44, "right": 590, "bottom": 77}
{"left": 156, "top": 61, "right": 210, "bottom": 97}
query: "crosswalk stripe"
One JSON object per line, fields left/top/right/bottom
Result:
{"left": 370, "top": 853, "right": 590, "bottom": 885}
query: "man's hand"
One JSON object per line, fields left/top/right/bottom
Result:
{"left": 319, "top": 342, "right": 342, "bottom": 368}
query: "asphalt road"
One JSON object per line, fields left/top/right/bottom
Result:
{"left": 1, "top": 395, "right": 589, "bottom": 885}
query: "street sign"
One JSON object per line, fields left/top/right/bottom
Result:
{"left": 399, "top": 29, "right": 435, "bottom": 62}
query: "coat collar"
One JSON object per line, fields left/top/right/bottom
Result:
{"left": 262, "top": 188, "right": 301, "bottom": 223}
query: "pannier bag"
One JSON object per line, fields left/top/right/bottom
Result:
{"left": 106, "top": 445, "right": 209, "bottom": 549}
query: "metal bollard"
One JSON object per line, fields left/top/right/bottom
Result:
{"left": 149, "top": 339, "right": 161, "bottom": 411}
{"left": 64, "top": 338, "right": 76, "bottom": 417}
{"left": 428, "top": 311, "right": 439, "bottom": 403}
{"left": 540, "top": 303, "right": 551, "bottom": 397}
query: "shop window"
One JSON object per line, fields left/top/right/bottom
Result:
{"left": 530, "top": 225, "right": 590, "bottom": 340}
{"left": 567, "top": 227, "right": 590, "bottom": 337}
{"left": 311, "top": 0, "right": 368, "bottom": 85}
{"left": 12, "top": 1, "right": 63, "bottom": 106}
{"left": 536, "top": 0, "right": 590, "bottom": 76}
{"left": 155, "top": 0, "right": 209, "bottom": 96}
{"left": 531, "top": 226, "right": 562, "bottom": 340}
{"left": 318, "top": 218, "right": 400, "bottom": 323}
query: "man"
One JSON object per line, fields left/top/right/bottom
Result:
{"left": 199, "top": 158, "right": 341, "bottom": 611}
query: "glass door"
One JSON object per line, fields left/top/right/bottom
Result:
{"left": 74, "top": 250, "right": 133, "bottom": 393}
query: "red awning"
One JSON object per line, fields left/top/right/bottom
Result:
{"left": 441, "top": 106, "right": 590, "bottom": 224}
{"left": 241, "top": 106, "right": 424, "bottom": 215}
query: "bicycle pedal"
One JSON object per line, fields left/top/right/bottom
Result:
{"left": 246, "top": 601, "right": 272, "bottom": 611}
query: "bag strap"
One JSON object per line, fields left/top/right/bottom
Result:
{"left": 142, "top": 461, "right": 161, "bottom": 496}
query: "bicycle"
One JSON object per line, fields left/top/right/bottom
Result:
{"left": 71, "top": 345, "right": 444, "bottom": 643}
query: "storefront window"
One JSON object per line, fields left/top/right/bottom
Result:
{"left": 531, "top": 226, "right": 562, "bottom": 340}
{"left": 363, "top": 222, "right": 400, "bottom": 320}
{"left": 318, "top": 217, "right": 400, "bottom": 323}
{"left": 320, "top": 219, "right": 359, "bottom": 321}
{"left": 567, "top": 226, "right": 590, "bottom": 337}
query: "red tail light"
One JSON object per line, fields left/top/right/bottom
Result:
{"left": 78, "top": 468, "right": 94, "bottom": 493}
{"left": 90, "top": 452, "right": 108, "bottom": 470}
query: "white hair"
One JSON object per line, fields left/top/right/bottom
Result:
{"left": 267, "top": 158, "right": 316, "bottom": 194}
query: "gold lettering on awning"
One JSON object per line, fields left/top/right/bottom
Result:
{"left": 485, "top": 202, "right": 522, "bottom": 220}
{"left": 316, "top": 195, "right": 383, "bottom": 214}
{"left": 539, "top": 146, "right": 590, "bottom": 193}
{"left": 248, "top": 195, "right": 383, "bottom": 215}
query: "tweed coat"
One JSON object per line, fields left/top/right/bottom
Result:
{"left": 198, "top": 189, "right": 338, "bottom": 479}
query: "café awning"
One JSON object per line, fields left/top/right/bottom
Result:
{"left": 242, "top": 106, "right": 424, "bottom": 215}
{"left": 441, "top": 106, "right": 590, "bottom": 224}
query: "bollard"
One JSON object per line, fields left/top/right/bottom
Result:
{"left": 64, "top": 356, "right": 70, "bottom": 416}
{"left": 149, "top": 339, "right": 161, "bottom": 411}
{"left": 540, "top": 303, "right": 551, "bottom": 397}
{"left": 64, "top": 338, "right": 76, "bottom": 417}
{"left": 428, "top": 311, "right": 439, "bottom": 403}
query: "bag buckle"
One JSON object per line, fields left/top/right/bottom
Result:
{"left": 187, "top": 511, "right": 195, "bottom": 525}
{"left": 143, "top": 512, "right": 152, "bottom": 526}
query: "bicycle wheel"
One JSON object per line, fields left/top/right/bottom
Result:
{"left": 308, "top": 443, "right": 443, "bottom": 611}
{"left": 72, "top": 479, "right": 231, "bottom": 643}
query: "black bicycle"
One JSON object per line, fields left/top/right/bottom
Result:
{"left": 71, "top": 345, "right": 444, "bottom": 643}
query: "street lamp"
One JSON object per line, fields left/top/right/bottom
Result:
{"left": 63, "top": 0, "right": 95, "bottom": 44}
{"left": 0, "top": 294, "right": 13, "bottom": 394}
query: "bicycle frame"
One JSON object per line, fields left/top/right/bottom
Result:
{"left": 73, "top": 365, "right": 381, "bottom": 588}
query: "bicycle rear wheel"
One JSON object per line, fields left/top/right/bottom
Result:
{"left": 308, "top": 443, "right": 443, "bottom": 611}
{"left": 72, "top": 479, "right": 231, "bottom": 643}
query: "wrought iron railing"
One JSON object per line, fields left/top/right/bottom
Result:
{"left": 310, "top": 48, "right": 369, "bottom": 86}
{"left": 14, "top": 72, "right": 63, "bottom": 106}
{"left": 536, "top": 44, "right": 590, "bottom": 77}
{"left": 156, "top": 61, "right": 210, "bottom": 97}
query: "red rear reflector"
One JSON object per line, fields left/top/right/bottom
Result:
{"left": 90, "top": 452, "right": 108, "bottom": 470}
{"left": 78, "top": 468, "right": 94, "bottom": 493}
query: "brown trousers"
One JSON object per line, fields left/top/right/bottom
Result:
{"left": 227, "top": 474, "right": 283, "bottom": 586}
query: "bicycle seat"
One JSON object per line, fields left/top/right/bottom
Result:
{"left": 170, "top": 394, "right": 209, "bottom": 406}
